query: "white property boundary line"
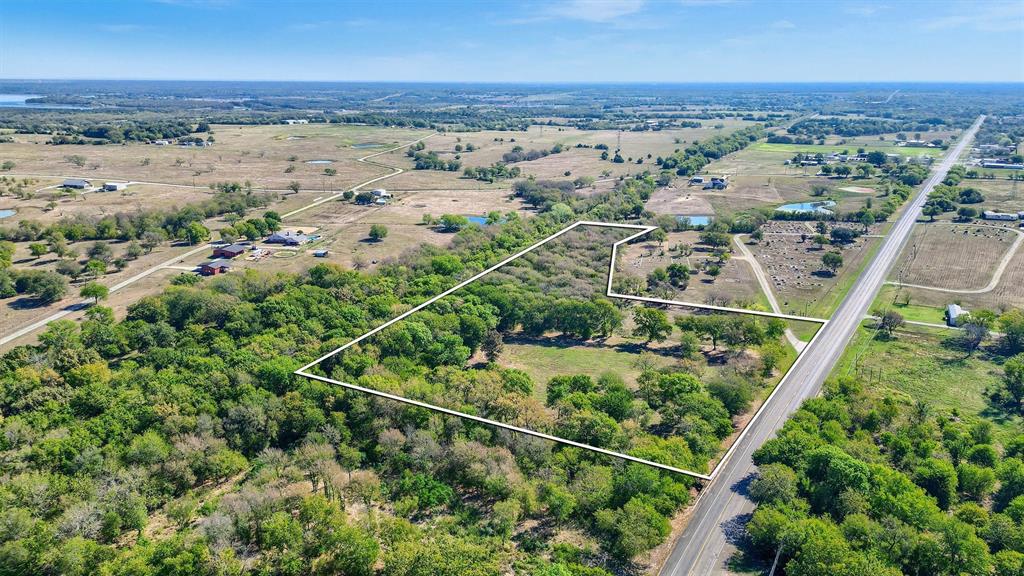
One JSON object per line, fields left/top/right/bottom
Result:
{"left": 295, "top": 221, "right": 828, "bottom": 480}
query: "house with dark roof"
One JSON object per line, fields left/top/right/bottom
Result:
{"left": 199, "top": 259, "right": 231, "bottom": 276}
{"left": 212, "top": 243, "right": 249, "bottom": 259}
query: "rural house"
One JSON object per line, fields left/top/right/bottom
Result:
{"left": 212, "top": 243, "right": 249, "bottom": 259}
{"left": 199, "top": 259, "right": 231, "bottom": 276}
{"left": 266, "top": 231, "right": 310, "bottom": 245}
{"left": 103, "top": 182, "right": 129, "bottom": 192}
{"left": 704, "top": 176, "right": 728, "bottom": 190}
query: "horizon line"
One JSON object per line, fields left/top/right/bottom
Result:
{"left": 2, "top": 78, "right": 1022, "bottom": 86}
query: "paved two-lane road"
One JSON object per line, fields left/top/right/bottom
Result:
{"left": 661, "top": 115, "right": 985, "bottom": 575}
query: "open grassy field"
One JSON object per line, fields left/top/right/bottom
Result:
{"left": 269, "top": 187, "right": 528, "bottom": 272}
{"left": 0, "top": 123, "right": 432, "bottom": 191}
{"left": 498, "top": 337, "right": 676, "bottom": 400}
{"left": 0, "top": 239, "right": 198, "bottom": 349}
{"left": 750, "top": 141, "right": 946, "bottom": 158}
{"left": 615, "top": 230, "right": 768, "bottom": 309}
{"left": 892, "top": 222, "right": 1019, "bottom": 291}
{"left": 962, "top": 177, "right": 1023, "bottom": 214}
{"left": 872, "top": 285, "right": 949, "bottom": 325}
{"left": 380, "top": 122, "right": 755, "bottom": 190}
{"left": 834, "top": 323, "right": 1021, "bottom": 443}
{"left": 0, "top": 180, "right": 231, "bottom": 225}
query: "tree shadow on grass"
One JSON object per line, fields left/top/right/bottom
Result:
{"left": 504, "top": 333, "right": 692, "bottom": 364}
{"left": 6, "top": 296, "right": 50, "bottom": 310}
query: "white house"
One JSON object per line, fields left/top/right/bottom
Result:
{"left": 371, "top": 188, "right": 391, "bottom": 198}
{"left": 983, "top": 210, "right": 1018, "bottom": 221}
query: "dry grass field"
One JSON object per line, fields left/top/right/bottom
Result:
{"left": 615, "top": 231, "right": 767, "bottom": 308}
{"left": 887, "top": 249, "right": 1024, "bottom": 313}
{"left": 892, "top": 223, "right": 1018, "bottom": 291}
{"left": 0, "top": 123, "right": 432, "bottom": 191}
{"left": 883, "top": 221, "right": 1024, "bottom": 313}
{"left": 0, "top": 181, "right": 226, "bottom": 225}
{"left": 381, "top": 122, "right": 755, "bottom": 190}
{"left": 965, "top": 177, "right": 1023, "bottom": 214}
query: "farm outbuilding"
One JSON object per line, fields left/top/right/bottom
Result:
{"left": 983, "top": 211, "right": 1018, "bottom": 221}
{"left": 62, "top": 179, "right": 90, "bottom": 189}
{"left": 946, "top": 304, "right": 968, "bottom": 327}
{"left": 103, "top": 182, "right": 129, "bottom": 191}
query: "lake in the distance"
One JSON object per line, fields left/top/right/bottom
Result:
{"left": 0, "top": 94, "right": 85, "bottom": 109}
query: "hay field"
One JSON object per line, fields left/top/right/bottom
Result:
{"left": 0, "top": 123, "right": 432, "bottom": 191}
{"left": 893, "top": 223, "right": 1018, "bottom": 291}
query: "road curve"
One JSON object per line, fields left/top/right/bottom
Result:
{"left": 887, "top": 224, "right": 1023, "bottom": 294}
{"left": 660, "top": 115, "right": 984, "bottom": 575}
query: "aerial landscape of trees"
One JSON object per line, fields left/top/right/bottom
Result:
{"left": 0, "top": 179, "right": 797, "bottom": 575}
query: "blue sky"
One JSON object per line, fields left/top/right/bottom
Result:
{"left": 1, "top": 0, "right": 1022, "bottom": 82}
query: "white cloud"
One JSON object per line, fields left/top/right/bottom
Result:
{"left": 922, "top": 2, "right": 1024, "bottom": 32}
{"left": 547, "top": 0, "right": 646, "bottom": 23}
{"left": 770, "top": 19, "right": 796, "bottom": 29}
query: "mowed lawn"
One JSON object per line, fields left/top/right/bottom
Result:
{"left": 499, "top": 339, "right": 675, "bottom": 400}
{"left": 872, "top": 285, "right": 948, "bottom": 324}
{"left": 750, "top": 142, "right": 947, "bottom": 157}
{"left": 834, "top": 324, "right": 1020, "bottom": 441}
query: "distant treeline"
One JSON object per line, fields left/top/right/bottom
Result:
{"left": 658, "top": 125, "right": 766, "bottom": 175}
{"left": 789, "top": 117, "right": 948, "bottom": 137}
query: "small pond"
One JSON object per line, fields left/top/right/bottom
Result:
{"left": 352, "top": 143, "right": 385, "bottom": 149}
{"left": 676, "top": 215, "right": 711, "bottom": 227}
{"left": 305, "top": 159, "right": 333, "bottom": 165}
{"left": 467, "top": 216, "right": 489, "bottom": 225}
{"left": 776, "top": 200, "right": 836, "bottom": 215}
{"left": 0, "top": 209, "right": 16, "bottom": 219}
